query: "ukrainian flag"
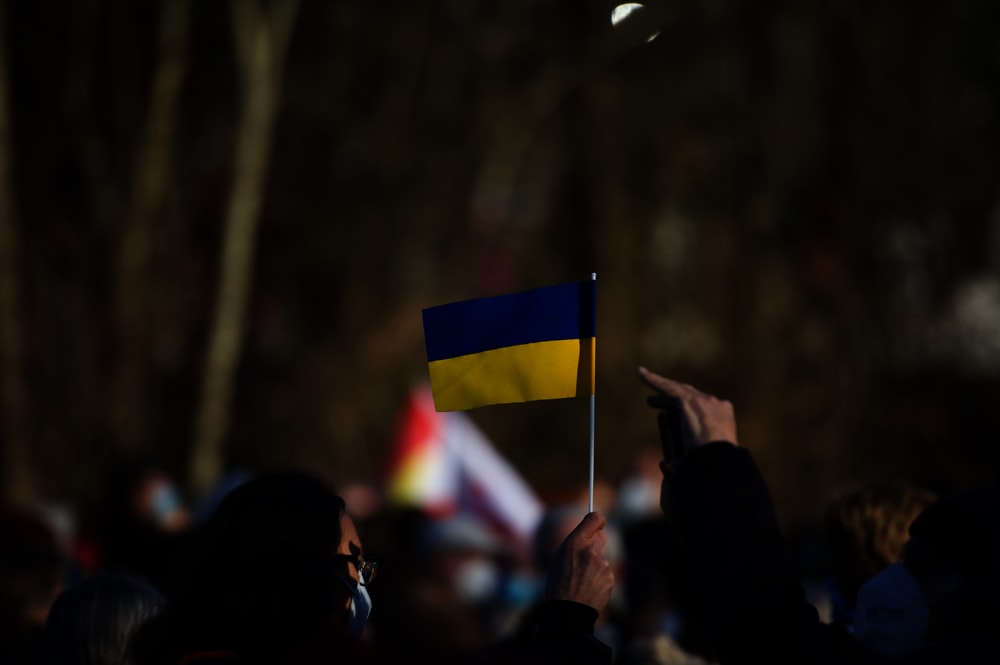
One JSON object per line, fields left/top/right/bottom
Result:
{"left": 422, "top": 279, "right": 596, "bottom": 412}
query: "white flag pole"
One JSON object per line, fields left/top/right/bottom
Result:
{"left": 588, "top": 272, "right": 596, "bottom": 513}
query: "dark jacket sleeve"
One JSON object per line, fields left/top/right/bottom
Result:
{"left": 476, "top": 599, "right": 613, "bottom": 665}
{"left": 666, "top": 442, "right": 874, "bottom": 665}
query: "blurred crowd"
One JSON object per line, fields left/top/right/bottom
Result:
{"left": 1, "top": 449, "right": 659, "bottom": 665}
{"left": 1, "top": 368, "right": 997, "bottom": 665}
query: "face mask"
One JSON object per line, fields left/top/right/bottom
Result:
{"left": 854, "top": 562, "right": 928, "bottom": 658}
{"left": 337, "top": 571, "right": 373, "bottom": 637}
{"left": 502, "top": 571, "right": 542, "bottom": 606}
{"left": 150, "top": 483, "right": 183, "bottom": 523}
{"left": 452, "top": 558, "right": 500, "bottom": 605}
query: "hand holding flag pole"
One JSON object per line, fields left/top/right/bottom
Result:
{"left": 421, "top": 274, "right": 598, "bottom": 510}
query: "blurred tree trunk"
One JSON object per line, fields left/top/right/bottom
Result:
{"left": 0, "top": 2, "right": 33, "bottom": 506}
{"left": 189, "top": 0, "right": 300, "bottom": 499}
{"left": 109, "top": 0, "right": 191, "bottom": 450}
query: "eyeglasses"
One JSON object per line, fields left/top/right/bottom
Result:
{"left": 335, "top": 553, "right": 379, "bottom": 585}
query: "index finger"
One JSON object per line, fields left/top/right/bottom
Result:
{"left": 638, "top": 366, "right": 691, "bottom": 399}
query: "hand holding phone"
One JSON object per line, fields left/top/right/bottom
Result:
{"left": 639, "top": 366, "right": 738, "bottom": 452}
{"left": 657, "top": 397, "right": 696, "bottom": 464}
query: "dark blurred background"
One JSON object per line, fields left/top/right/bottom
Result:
{"left": 1, "top": 0, "right": 999, "bottom": 539}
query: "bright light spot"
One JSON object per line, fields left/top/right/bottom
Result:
{"left": 947, "top": 278, "right": 1000, "bottom": 371}
{"left": 611, "top": 3, "right": 644, "bottom": 26}
{"left": 611, "top": 3, "right": 660, "bottom": 42}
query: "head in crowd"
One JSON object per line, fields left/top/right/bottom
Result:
{"left": 0, "top": 505, "right": 70, "bottom": 665}
{"left": 823, "top": 481, "right": 938, "bottom": 620}
{"left": 135, "top": 468, "right": 376, "bottom": 665}
{"left": 97, "top": 459, "right": 192, "bottom": 597}
{"left": 424, "top": 514, "right": 510, "bottom": 608}
{"left": 37, "top": 571, "right": 164, "bottom": 665}
{"left": 853, "top": 482, "right": 998, "bottom": 659}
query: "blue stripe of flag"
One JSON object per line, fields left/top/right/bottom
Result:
{"left": 422, "top": 280, "right": 596, "bottom": 362}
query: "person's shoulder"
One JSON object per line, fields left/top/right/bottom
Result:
{"left": 816, "top": 623, "right": 890, "bottom": 665}
{"left": 895, "top": 636, "right": 996, "bottom": 665}
{"left": 177, "top": 651, "right": 240, "bottom": 665}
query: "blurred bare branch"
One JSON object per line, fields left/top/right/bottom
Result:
{"left": 109, "top": 0, "right": 191, "bottom": 449}
{"left": 189, "top": 0, "right": 301, "bottom": 499}
{"left": 0, "top": 2, "right": 32, "bottom": 506}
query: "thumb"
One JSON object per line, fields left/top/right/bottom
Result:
{"left": 572, "top": 511, "right": 607, "bottom": 541}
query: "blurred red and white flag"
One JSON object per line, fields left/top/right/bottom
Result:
{"left": 382, "top": 383, "right": 543, "bottom": 541}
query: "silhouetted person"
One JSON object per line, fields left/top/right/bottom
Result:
{"left": 636, "top": 366, "right": 998, "bottom": 665}
{"left": 132, "top": 469, "right": 380, "bottom": 665}
{"left": 133, "top": 468, "right": 615, "bottom": 665}
{"left": 852, "top": 482, "right": 999, "bottom": 662}
{"left": 617, "top": 513, "right": 719, "bottom": 665}
{"left": 636, "top": 367, "right": 887, "bottom": 665}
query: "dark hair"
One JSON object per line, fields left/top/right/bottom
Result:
{"left": 146, "top": 469, "right": 348, "bottom": 663}
{"left": 906, "top": 483, "right": 996, "bottom": 581}
{"left": 37, "top": 571, "right": 164, "bottom": 665}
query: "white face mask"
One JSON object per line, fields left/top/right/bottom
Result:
{"left": 452, "top": 558, "right": 500, "bottom": 605}
{"left": 854, "top": 562, "right": 929, "bottom": 658}
{"left": 337, "top": 571, "right": 373, "bottom": 637}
